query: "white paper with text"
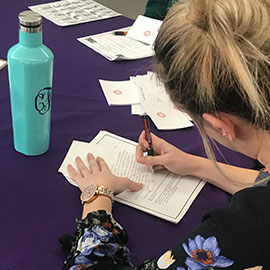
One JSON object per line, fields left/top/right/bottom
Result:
{"left": 59, "top": 131, "right": 154, "bottom": 190}
{"left": 58, "top": 131, "right": 205, "bottom": 223}
{"left": 116, "top": 170, "right": 205, "bottom": 223}
{"left": 78, "top": 27, "right": 154, "bottom": 61}
{"left": 29, "top": 0, "right": 120, "bottom": 27}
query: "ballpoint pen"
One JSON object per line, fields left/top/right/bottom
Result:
{"left": 143, "top": 113, "right": 154, "bottom": 156}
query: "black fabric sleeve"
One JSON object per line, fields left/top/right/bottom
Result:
{"left": 60, "top": 186, "right": 270, "bottom": 270}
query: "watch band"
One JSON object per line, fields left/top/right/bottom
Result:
{"left": 81, "top": 185, "right": 114, "bottom": 206}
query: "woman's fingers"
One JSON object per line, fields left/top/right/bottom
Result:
{"left": 76, "top": 156, "right": 90, "bottom": 176}
{"left": 67, "top": 164, "right": 80, "bottom": 180}
{"left": 87, "top": 153, "right": 100, "bottom": 173}
{"left": 118, "top": 177, "right": 144, "bottom": 193}
{"left": 136, "top": 144, "right": 145, "bottom": 162}
{"left": 153, "top": 165, "right": 164, "bottom": 171}
{"left": 96, "top": 156, "right": 110, "bottom": 172}
{"left": 138, "top": 130, "right": 149, "bottom": 149}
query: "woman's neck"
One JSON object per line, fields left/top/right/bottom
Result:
{"left": 256, "top": 131, "right": 270, "bottom": 171}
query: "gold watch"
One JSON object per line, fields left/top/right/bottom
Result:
{"left": 80, "top": 183, "right": 114, "bottom": 206}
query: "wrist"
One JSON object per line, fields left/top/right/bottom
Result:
{"left": 82, "top": 195, "right": 112, "bottom": 219}
{"left": 182, "top": 153, "right": 205, "bottom": 177}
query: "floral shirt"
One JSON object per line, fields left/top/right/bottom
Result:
{"left": 60, "top": 172, "right": 270, "bottom": 270}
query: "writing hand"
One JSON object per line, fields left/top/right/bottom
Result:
{"left": 136, "top": 131, "right": 196, "bottom": 176}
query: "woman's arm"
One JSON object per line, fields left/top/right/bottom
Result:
{"left": 136, "top": 131, "right": 259, "bottom": 194}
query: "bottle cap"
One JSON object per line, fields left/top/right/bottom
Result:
{"left": 19, "top": 11, "right": 42, "bottom": 33}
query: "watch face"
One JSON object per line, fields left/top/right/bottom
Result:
{"left": 81, "top": 184, "right": 96, "bottom": 202}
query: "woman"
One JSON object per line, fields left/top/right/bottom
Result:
{"left": 60, "top": 0, "right": 270, "bottom": 269}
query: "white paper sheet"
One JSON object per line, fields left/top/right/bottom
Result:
{"left": 0, "top": 59, "right": 7, "bottom": 70}
{"left": 29, "top": 0, "right": 120, "bottom": 27}
{"left": 59, "top": 131, "right": 154, "bottom": 191}
{"left": 130, "top": 73, "right": 193, "bottom": 130}
{"left": 126, "top": 15, "right": 163, "bottom": 46}
{"left": 131, "top": 104, "right": 146, "bottom": 116}
{"left": 99, "top": 79, "right": 140, "bottom": 105}
{"left": 116, "top": 171, "right": 205, "bottom": 223}
{"left": 77, "top": 27, "right": 154, "bottom": 61}
{"left": 59, "top": 131, "right": 205, "bottom": 223}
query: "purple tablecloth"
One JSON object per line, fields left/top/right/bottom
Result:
{"left": 0, "top": 1, "right": 255, "bottom": 269}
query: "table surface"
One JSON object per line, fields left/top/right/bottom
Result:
{"left": 0, "top": 1, "right": 255, "bottom": 269}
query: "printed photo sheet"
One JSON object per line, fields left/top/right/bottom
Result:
{"left": 29, "top": 0, "right": 120, "bottom": 27}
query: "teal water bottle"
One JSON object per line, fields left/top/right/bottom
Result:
{"left": 8, "top": 11, "right": 54, "bottom": 156}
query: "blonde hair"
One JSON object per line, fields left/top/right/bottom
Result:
{"left": 154, "top": 0, "right": 270, "bottom": 187}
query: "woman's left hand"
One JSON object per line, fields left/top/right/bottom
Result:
{"left": 67, "top": 153, "right": 144, "bottom": 194}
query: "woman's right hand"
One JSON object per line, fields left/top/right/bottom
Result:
{"left": 136, "top": 131, "right": 197, "bottom": 176}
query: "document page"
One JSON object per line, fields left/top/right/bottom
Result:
{"left": 116, "top": 170, "right": 205, "bottom": 223}
{"left": 29, "top": 0, "right": 120, "bottom": 27}
{"left": 59, "top": 131, "right": 205, "bottom": 223}
{"left": 78, "top": 27, "right": 154, "bottom": 61}
{"left": 59, "top": 131, "right": 154, "bottom": 190}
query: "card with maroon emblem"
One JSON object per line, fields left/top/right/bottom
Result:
{"left": 126, "top": 15, "right": 163, "bottom": 46}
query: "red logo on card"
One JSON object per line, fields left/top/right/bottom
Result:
{"left": 144, "top": 30, "right": 151, "bottom": 37}
{"left": 113, "top": 90, "right": 122, "bottom": 95}
{"left": 157, "top": 112, "right": 166, "bottom": 118}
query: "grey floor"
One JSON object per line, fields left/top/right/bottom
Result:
{"left": 95, "top": 0, "right": 148, "bottom": 20}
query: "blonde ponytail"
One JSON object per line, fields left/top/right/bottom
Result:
{"left": 155, "top": 0, "right": 270, "bottom": 130}
{"left": 154, "top": 0, "right": 270, "bottom": 187}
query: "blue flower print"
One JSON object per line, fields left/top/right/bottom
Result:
{"left": 75, "top": 254, "right": 92, "bottom": 265}
{"left": 77, "top": 229, "right": 101, "bottom": 256}
{"left": 92, "top": 225, "right": 112, "bottom": 242}
{"left": 93, "top": 243, "right": 119, "bottom": 257}
{"left": 182, "top": 235, "right": 234, "bottom": 269}
{"left": 69, "top": 262, "right": 92, "bottom": 270}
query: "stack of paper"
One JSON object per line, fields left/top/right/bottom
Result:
{"left": 99, "top": 72, "right": 193, "bottom": 130}
{"left": 77, "top": 15, "right": 162, "bottom": 61}
{"left": 77, "top": 27, "right": 154, "bottom": 61}
{"left": 59, "top": 131, "right": 154, "bottom": 191}
{"left": 58, "top": 131, "right": 205, "bottom": 223}
{"left": 29, "top": 0, "right": 120, "bottom": 27}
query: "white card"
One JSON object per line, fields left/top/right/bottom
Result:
{"left": 99, "top": 79, "right": 140, "bottom": 105}
{"left": 130, "top": 73, "right": 193, "bottom": 130}
{"left": 126, "top": 15, "right": 163, "bottom": 46}
{"left": 131, "top": 104, "right": 146, "bottom": 116}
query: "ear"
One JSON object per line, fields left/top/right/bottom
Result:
{"left": 202, "top": 113, "right": 236, "bottom": 141}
